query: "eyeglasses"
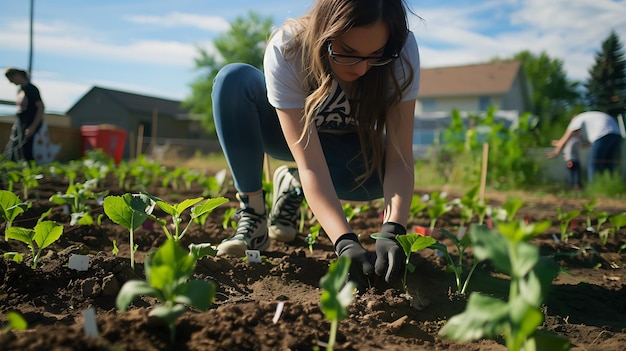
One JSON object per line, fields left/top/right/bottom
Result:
{"left": 327, "top": 41, "right": 398, "bottom": 67}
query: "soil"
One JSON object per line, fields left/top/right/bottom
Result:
{"left": 1, "top": 174, "right": 626, "bottom": 351}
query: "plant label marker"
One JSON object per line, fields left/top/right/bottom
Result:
{"left": 68, "top": 254, "right": 90, "bottom": 271}
{"left": 272, "top": 301, "right": 285, "bottom": 324}
{"left": 82, "top": 307, "right": 99, "bottom": 337}
{"left": 245, "top": 250, "right": 262, "bottom": 263}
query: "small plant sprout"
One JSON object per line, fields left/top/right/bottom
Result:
{"left": 5, "top": 220, "right": 64, "bottom": 269}
{"left": 609, "top": 212, "right": 626, "bottom": 233}
{"left": 342, "top": 203, "right": 369, "bottom": 222}
{"left": 499, "top": 197, "right": 525, "bottom": 223}
{"left": 2, "top": 311, "right": 28, "bottom": 333}
{"left": 426, "top": 191, "right": 452, "bottom": 231}
{"left": 200, "top": 168, "right": 229, "bottom": 198}
{"left": 594, "top": 211, "right": 609, "bottom": 234}
{"left": 141, "top": 192, "right": 228, "bottom": 242}
{"left": 452, "top": 185, "right": 480, "bottom": 232}
{"left": 394, "top": 233, "right": 436, "bottom": 291}
{"left": 49, "top": 179, "right": 109, "bottom": 225}
{"left": 104, "top": 193, "right": 155, "bottom": 270}
{"left": 429, "top": 228, "right": 480, "bottom": 295}
{"left": 20, "top": 165, "right": 44, "bottom": 200}
{"left": 0, "top": 190, "right": 32, "bottom": 241}
{"left": 557, "top": 207, "right": 581, "bottom": 243}
{"left": 581, "top": 199, "right": 598, "bottom": 230}
{"left": 305, "top": 222, "right": 322, "bottom": 254}
{"left": 409, "top": 193, "right": 429, "bottom": 222}
{"left": 439, "top": 220, "right": 567, "bottom": 351}
{"left": 319, "top": 256, "right": 355, "bottom": 351}
{"left": 221, "top": 207, "right": 237, "bottom": 230}
{"left": 116, "top": 238, "right": 216, "bottom": 343}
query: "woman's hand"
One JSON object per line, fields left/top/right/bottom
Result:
{"left": 374, "top": 222, "right": 406, "bottom": 283}
{"left": 334, "top": 233, "right": 373, "bottom": 291}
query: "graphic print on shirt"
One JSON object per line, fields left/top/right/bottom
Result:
{"left": 313, "top": 84, "right": 357, "bottom": 132}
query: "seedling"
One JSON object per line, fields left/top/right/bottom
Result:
{"left": 5, "top": 220, "right": 64, "bottom": 269}
{"left": 1, "top": 311, "right": 27, "bottom": 332}
{"left": 140, "top": 192, "right": 228, "bottom": 242}
{"left": 394, "top": 233, "right": 436, "bottom": 291}
{"left": 117, "top": 238, "right": 216, "bottom": 343}
{"left": 342, "top": 203, "right": 369, "bottom": 222}
{"left": 452, "top": 186, "right": 479, "bottom": 230}
{"left": 557, "top": 207, "right": 580, "bottom": 243}
{"left": 200, "top": 168, "right": 229, "bottom": 198}
{"left": 426, "top": 191, "right": 452, "bottom": 230}
{"left": 429, "top": 228, "right": 480, "bottom": 295}
{"left": 409, "top": 194, "right": 429, "bottom": 221}
{"left": 305, "top": 222, "right": 322, "bottom": 254}
{"left": 581, "top": 199, "right": 598, "bottom": 229}
{"left": 319, "top": 256, "right": 355, "bottom": 351}
{"left": 49, "top": 179, "right": 109, "bottom": 225}
{"left": 439, "top": 220, "right": 567, "bottom": 351}
{"left": 0, "top": 190, "right": 32, "bottom": 241}
{"left": 609, "top": 212, "right": 626, "bottom": 233}
{"left": 221, "top": 207, "right": 237, "bottom": 230}
{"left": 19, "top": 165, "right": 43, "bottom": 200}
{"left": 104, "top": 193, "right": 155, "bottom": 270}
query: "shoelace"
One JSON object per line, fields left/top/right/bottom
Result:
{"left": 235, "top": 208, "right": 265, "bottom": 237}
{"left": 273, "top": 187, "right": 303, "bottom": 224}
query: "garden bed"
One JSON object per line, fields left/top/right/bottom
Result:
{"left": 1, "top": 173, "right": 626, "bottom": 351}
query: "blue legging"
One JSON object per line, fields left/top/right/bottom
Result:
{"left": 212, "top": 63, "right": 383, "bottom": 201}
{"left": 588, "top": 133, "right": 622, "bottom": 183}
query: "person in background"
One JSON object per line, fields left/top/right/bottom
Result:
{"left": 4, "top": 67, "right": 45, "bottom": 162}
{"left": 547, "top": 111, "right": 622, "bottom": 184}
{"left": 211, "top": 0, "right": 420, "bottom": 289}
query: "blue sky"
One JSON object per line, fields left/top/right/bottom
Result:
{"left": 1, "top": 0, "right": 625, "bottom": 114}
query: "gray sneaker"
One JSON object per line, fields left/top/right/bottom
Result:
{"left": 216, "top": 193, "right": 269, "bottom": 257}
{"left": 268, "top": 165, "right": 304, "bottom": 242}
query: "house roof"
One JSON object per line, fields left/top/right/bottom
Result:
{"left": 419, "top": 61, "right": 522, "bottom": 98}
{"left": 67, "top": 86, "right": 189, "bottom": 117}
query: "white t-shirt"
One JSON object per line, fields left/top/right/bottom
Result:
{"left": 566, "top": 111, "right": 620, "bottom": 143}
{"left": 264, "top": 26, "right": 420, "bottom": 133}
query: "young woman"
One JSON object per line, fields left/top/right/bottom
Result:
{"left": 4, "top": 67, "right": 45, "bottom": 162}
{"left": 212, "top": 0, "right": 420, "bottom": 288}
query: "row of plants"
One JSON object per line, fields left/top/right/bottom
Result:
{"left": 1, "top": 152, "right": 623, "bottom": 350}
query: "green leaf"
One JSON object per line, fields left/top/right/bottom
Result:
{"left": 147, "top": 239, "right": 196, "bottom": 291}
{"left": 174, "top": 280, "right": 216, "bottom": 311}
{"left": 103, "top": 195, "right": 148, "bottom": 230}
{"left": 191, "top": 197, "right": 229, "bottom": 219}
{"left": 438, "top": 293, "right": 510, "bottom": 342}
{"left": 3, "top": 252, "right": 24, "bottom": 263}
{"left": 116, "top": 280, "right": 159, "bottom": 312}
{"left": 469, "top": 225, "right": 512, "bottom": 275}
{"left": 33, "top": 221, "right": 63, "bottom": 249}
{"left": 188, "top": 243, "right": 217, "bottom": 260}
{"left": 6, "top": 311, "right": 28, "bottom": 331}
{"left": 320, "top": 256, "right": 354, "bottom": 321}
{"left": 6, "top": 227, "right": 35, "bottom": 246}
{"left": 524, "top": 330, "right": 570, "bottom": 351}
{"left": 149, "top": 304, "right": 187, "bottom": 326}
{"left": 395, "top": 234, "right": 437, "bottom": 258}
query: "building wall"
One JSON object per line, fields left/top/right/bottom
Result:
{"left": 69, "top": 92, "right": 130, "bottom": 129}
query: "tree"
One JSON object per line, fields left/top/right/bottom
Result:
{"left": 585, "top": 30, "right": 626, "bottom": 118}
{"left": 184, "top": 12, "right": 273, "bottom": 136}
{"left": 495, "top": 51, "right": 583, "bottom": 144}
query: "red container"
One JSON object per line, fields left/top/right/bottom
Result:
{"left": 80, "top": 124, "right": 127, "bottom": 164}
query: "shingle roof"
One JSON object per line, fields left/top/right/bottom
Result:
{"left": 68, "top": 86, "right": 189, "bottom": 117}
{"left": 419, "top": 61, "right": 522, "bottom": 98}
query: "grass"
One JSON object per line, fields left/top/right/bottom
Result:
{"left": 158, "top": 150, "right": 626, "bottom": 201}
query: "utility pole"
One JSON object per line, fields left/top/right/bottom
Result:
{"left": 28, "top": 0, "right": 34, "bottom": 76}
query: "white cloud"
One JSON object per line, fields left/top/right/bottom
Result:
{"left": 125, "top": 12, "right": 230, "bottom": 32}
{"left": 412, "top": 0, "right": 626, "bottom": 81}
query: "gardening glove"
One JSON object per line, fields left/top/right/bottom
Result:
{"left": 374, "top": 222, "right": 407, "bottom": 284}
{"left": 334, "top": 233, "right": 374, "bottom": 291}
